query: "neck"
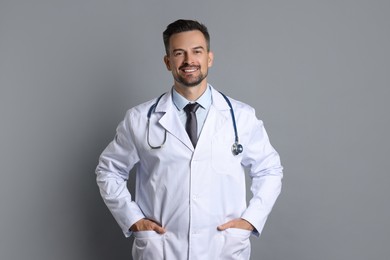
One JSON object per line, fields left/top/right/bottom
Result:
{"left": 173, "top": 81, "right": 208, "bottom": 101}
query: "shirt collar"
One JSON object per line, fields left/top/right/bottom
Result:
{"left": 172, "top": 84, "right": 212, "bottom": 111}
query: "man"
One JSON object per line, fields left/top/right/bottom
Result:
{"left": 96, "top": 19, "right": 283, "bottom": 260}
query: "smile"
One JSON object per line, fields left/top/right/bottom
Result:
{"left": 180, "top": 66, "right": 200, "bottom": 73}
{"left": 184, "top": 69, "right": 197, "bottom": 72}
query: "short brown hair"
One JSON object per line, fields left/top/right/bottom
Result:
{"left": 163, "top": 19, "right": 210, "bottom": 55}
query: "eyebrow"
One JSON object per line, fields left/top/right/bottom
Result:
{"left": 193, "top": 46, "right": 205, "bottom": 50}
{"left": 172, "top": 46, "right": 205, "bottom": 53}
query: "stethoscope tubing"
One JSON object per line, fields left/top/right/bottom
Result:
{"left": 146, "top": 91, "right": 243, "bottom": 155}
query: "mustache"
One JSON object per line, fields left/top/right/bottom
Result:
{"left": 179, "top": 64, "right": 200, "bottom": 70}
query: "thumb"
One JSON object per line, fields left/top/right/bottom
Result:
{"left": 217, "top": 221, "right": 233, "bottom": 231}
{"left": 153, "top": 224, "right": 166, "bottom": 234}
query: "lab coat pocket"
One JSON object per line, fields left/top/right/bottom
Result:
{"left": 220, "top": 228, "right": 251, "bottom": 260}
{"left": 132, "top": 231, "right": 164, "bottom": 260}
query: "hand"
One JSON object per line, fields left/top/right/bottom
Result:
{"left": 217, "top": 218, "right": 254, "bottom": 232}
{"left": 130, "top": 218, "right": 166, "bottom": 234}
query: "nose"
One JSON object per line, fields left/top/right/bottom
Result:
{"left": 184, "top": 52, "right": 194, "bottom": 64}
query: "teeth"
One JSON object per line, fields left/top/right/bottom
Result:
{"left": 184, "top": 69, "right": 197, "bottom": 72}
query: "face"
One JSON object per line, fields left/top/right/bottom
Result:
{"left": 164, "top": 30, "right": 213, "bottom": 90}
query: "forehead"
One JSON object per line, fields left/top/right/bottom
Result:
{"left": 168, "top": 30, "right": 207, "bottom": 50}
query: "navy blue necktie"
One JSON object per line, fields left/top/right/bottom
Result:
{"left": 184, "top": 103, "right": 200, "bottom": 147}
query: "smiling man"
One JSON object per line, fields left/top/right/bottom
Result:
{"left": 164, "top": 29, "right": 212, "bottom": 91}
{"left": 96, "top": 19, "right": 283, "bottom": 260}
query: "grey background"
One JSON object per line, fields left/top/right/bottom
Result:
{"left": 1, "top": 0, "right": 389, "bottom": 259}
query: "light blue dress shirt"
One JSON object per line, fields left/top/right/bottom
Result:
{"left": 172, "top": 84, "right": 212, "bottom": 138}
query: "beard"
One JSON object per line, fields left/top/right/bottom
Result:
{"left": 174, "top": 67, "right": 208, "bottom": 87}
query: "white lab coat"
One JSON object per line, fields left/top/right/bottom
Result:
{"left": 96, "top": 86, "right": 283, "bottom": 260}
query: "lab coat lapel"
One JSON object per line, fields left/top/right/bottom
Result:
{"left": 195, "top": 87, "right": 231, "bottom": 151}
{"left": 155, "top": 91, "right": 194, "bottom": 151}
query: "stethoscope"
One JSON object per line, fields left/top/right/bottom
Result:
{"left": 147, "top": 92, "right": 243, "bottom": 156}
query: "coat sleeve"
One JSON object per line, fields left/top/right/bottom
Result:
{"left": 95, "top": 109, "right": 145, "bottom": 237}
{"left": 240, "top": 110, "right": 283, "bottom": 237}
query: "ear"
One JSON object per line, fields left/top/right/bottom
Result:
{"left": 208, "top": 51, "right": 214, "bottom": 68}
{"left": 164, "top": 55, "right": 172, "bottom": 71}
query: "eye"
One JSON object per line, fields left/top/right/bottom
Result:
{"left": 174, "top": 51, "right": 183, "bottom": 57}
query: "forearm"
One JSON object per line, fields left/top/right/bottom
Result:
{"left": 241, "top": 169, "right": 282, "bottom": 236}
{"left": 96, "top": 170, "right": 145, "bottom": 237}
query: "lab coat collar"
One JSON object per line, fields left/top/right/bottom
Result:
{"left": 154, "top": 85, "right": 231, "bottom": 151}
{"left": 209, "top": 85, "right": 231, "bottom": 111}
{"left": 154, "top": 84, "right": 231, "bottom": 113}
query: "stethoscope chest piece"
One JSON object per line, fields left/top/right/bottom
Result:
{"left": 231, "top": 142, "right": 243, "bottom": 155}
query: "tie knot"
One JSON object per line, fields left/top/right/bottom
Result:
{"left": 184, "top": 102, "right": 200, "bottom": 114}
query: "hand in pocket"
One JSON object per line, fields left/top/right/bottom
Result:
{"left": 217, "top": 218, "right": 254, "bottom": 231}
{"left": 130, "top": 218, "right": 166, "bottom": 234}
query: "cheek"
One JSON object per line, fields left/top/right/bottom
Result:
{"left": 165, "top": 57, "right": 181, "bottom": 71}
{"left": 171, "top": 60, "right": 181, "bottom": 71}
